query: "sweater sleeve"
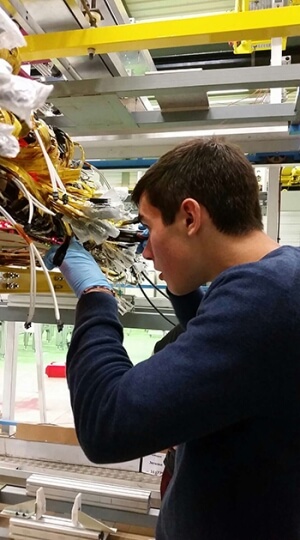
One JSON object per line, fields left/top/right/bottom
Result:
{"left": 66, "top": 269, "right": 289, "bottom": 464}
{"left": 167, "top": 288, "right": 204, "bottom": 327}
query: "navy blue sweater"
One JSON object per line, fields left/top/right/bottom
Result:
{"left": 67, "top": 246, "right": 300, "bottom": 540}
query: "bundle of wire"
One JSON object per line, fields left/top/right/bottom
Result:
{"left": 0, "top": 113, "right": 144, "bottom": 326}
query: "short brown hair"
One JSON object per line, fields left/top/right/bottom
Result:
{"left": 132, "top": 138, "right": 263, "bottom": 235}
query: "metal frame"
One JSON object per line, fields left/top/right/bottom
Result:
{"left": 0, "top": 485, "right": 159, "bottom": 531}
{"left": 131, "top": 104, "right": 295, "bottom": 128}
{"left": 0, "top": 456, "right": 160, "bottom": 531}
{"left": 20, "top": 6, "right": 300, "bottom": 61}
{"left": 294, "top": 87, "right": 300, "bottom": 122}
{"left": 50, "top": 64, "right": 300, "bottom": 98}
{"left": 266, "top": 165, "right": 281, "bottom": 241}
{"left": 46, "top": 65, "right": 300, "bottom": 136}
{"left": 0, "top": 302, "right": 177, "bottom": 330}
{"left": 2, "top": 322, "right": 47, "bottom": 425}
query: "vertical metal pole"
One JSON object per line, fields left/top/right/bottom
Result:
{"left": 270, "top": 37, "right": 283, "bottom": 104}
{"left": 121, "top": 171, "right": 130, "bottom": 187}
{"left": 2, "top": 322, "right": 19, "bottom": 424}
{"left": 34, "top": 324, "right": 47, "bottom": 423}
{"left": 266, "top": 165, "right": 281, "bottom": 242}
{"left": 0, "top": 321, "right": 5, "bottom": 356}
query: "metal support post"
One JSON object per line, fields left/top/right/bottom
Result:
{"left": 2, "top": 322, "right": 47, "bottom": 427}
{"left": 266, "top": 166, "right": 281, "bottom": 242}
{"left": 270, "top": 37, "right": 283, "bottom": 104}
{"left": 34, "top": 324, "right": 47, "bottom": 424}
{"left": 2, "top": 322, "right": 19, "bottom": 426}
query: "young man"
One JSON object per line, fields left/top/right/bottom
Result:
{"left": 45, "top": 138, "right": 300, "bottom": 540}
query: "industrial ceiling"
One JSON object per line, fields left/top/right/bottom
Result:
{"left": 1, "top": 0, "right": 300, "bottom": 159}
{"left": 123, "top": 0, "right": 235, "bottom": 20}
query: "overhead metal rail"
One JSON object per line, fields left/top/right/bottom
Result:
{"left": 46, "top": 65, "right": 300, "bottom": 135}
{"left": 0, "top": 295, "right": 178, "bottom": 330}
{"left": 20, "top": 6, "right": 300, "bottom": 62}
{"left": 49, "top": 64, "right": 300, "bottom": 99}
{"left": 131, "top": 104, "right": 295, "bottom": 128}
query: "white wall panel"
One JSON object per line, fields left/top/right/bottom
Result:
{"left": 280, "top": 191, "right": 300, "bottom": 246}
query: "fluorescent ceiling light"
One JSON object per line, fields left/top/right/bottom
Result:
{"left": 139, "top": 11, "right": 226, "bottom": 23}
{"left": 72, "top": 126, "right": 288, "bottom": 144}
{"left": 208, "top": 89, "right": 250, "bottom": 95}
{"left": 143, "top": 126, "right": 289, "bottom": 138}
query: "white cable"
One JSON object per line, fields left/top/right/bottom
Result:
{"left": 34, "top": 128, "right": 58, "bottom": 195}
{"left": 27, "top": 243, "right": 37, "bottom": 325}
{"left": 34, "top": 127, "right": 68, "bottom": 196}
{"left": 12, "top": 176, "right": 55, "bottom": 216}
{"left": 31, "top": 243, "right": 61, "bottom": 324}
{"left": 11, "top": 177, "right": 34, "bottom": 224}
{"left": 0, "top": 204, "right": 36, "bottom": 325}
{"left": 34, "top": 128, "right": 67, "bottom": 196}
{"left": 0, "top": 205, "right": 17, "bottom": 226}
{"left": 53, "top": 167, "right": 67, "bottom": 193}
{"left": 0, "top": 204, "right": 61, "bottom": 326}
{"left": 29, "top": 194, "right": 56, "bottom": 216}
{"left": 11, "top": 175, "right": 56, "bottom": 217}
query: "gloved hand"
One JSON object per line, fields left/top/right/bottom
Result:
{"left": 136, "top": 224, "right": 149, "bottom": 255}
{"left": 44, "top": 237, "right": 112, "bottom": 298}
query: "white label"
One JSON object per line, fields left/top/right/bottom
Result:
{"left": 141, "top": 453, "right": 165, "bottom": 476}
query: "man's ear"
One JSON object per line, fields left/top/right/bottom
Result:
{"left": 180, "top": 198, "right": 202, "bottom": 236}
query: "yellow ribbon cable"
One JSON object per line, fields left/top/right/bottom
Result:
{"left": 0, "top": 47, "right": 21, "bottom": 74}
{"left": 0, "top": 108, "right": 22, "bottom": 137}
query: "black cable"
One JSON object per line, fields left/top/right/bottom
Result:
{"left": 141, "top": 270, "right": 170, "bottom": 300}
{"left": 53, "top": 236, "right": 71, "bottom": 266}
{"left": 137, "top": 281, "right": 176, "bottom": 327}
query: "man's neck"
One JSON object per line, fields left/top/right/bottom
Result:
{"left": 205, "top": 230, "right": 280, "bottom": 282}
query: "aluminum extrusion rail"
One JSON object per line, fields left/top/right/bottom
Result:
{"left": 26, "top": 474, "right": 151, "bottom": 514}
{"left": 9, "top": 515, "right": 108, "bottom": 540}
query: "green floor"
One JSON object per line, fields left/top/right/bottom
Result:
{"left": 10, "top": 326, "right": 165, "bottom": 366}
{"left": 0, "top": 326, "right": 166, "bottom": 424}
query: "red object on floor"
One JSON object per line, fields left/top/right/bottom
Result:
{"left": 45, "top": 363, "right": 66, "bottom": 378}
{"left": 160, "top": 467, "right": 173, "bottom": 499}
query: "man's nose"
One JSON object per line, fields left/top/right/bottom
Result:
{"left": 142, "top": 239, "right": 153, "bottom": 260}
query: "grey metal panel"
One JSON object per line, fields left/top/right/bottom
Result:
{"left": 50, "top": 64, "right": 300, "bottom": 98}
{"left": 156, "top": 90, "right": 209, "bottom": 112}
{"left": 49, "top": 102, "right": 294, "bottom": 135}
{"left": 22, "top": 0, "right": 83, "bottom": 31}
{"left": 132, "top": 104, "right": 296, "bottom": 127}
{"left": 49, "top": 94, "right": 137, "bottom": 130}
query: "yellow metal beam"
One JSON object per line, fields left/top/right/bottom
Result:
{"left": 0, "top": 267, "right": 72, "bottom": 295}
{"left": 19, "top": 6, "right": 300, "bottom": 63}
